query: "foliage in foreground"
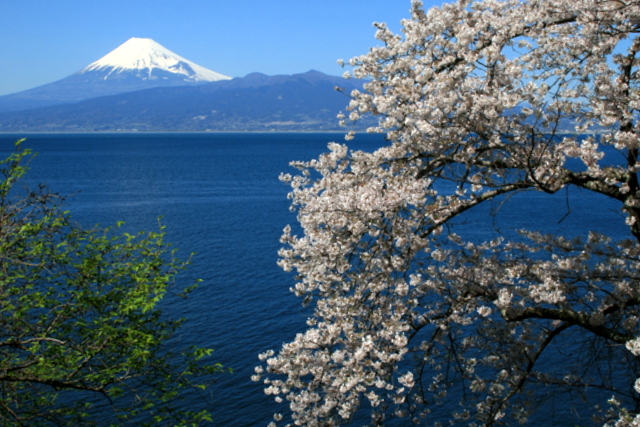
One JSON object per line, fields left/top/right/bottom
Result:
{"left": 255, "top": 0, "right": 640, "bottom": 425}
{"left": 0, "top": 141, "right": 223, "bottom": 426}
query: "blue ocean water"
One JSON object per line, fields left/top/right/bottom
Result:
{"left": 0, "top": 132, "right": 388, "bottom": 426}
{"left": 0, "top": 132, "right": 631, "bottom": 426}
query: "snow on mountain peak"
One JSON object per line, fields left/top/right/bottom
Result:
{"left": 81, "top": 37, "right": 230, "bottom": 82}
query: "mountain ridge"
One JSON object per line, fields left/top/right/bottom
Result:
{"left": 0, "top": 70, "right": 372, "bottom": 132}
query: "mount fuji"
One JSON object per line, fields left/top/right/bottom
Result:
{"left": 0, "top": 38, "right": 371, "bottom": 132}
{"left": 0, "top": 38, "right": 230, "bottom": 113}
{"left": 80, "top": 37, "right": 230, "bottom": 83}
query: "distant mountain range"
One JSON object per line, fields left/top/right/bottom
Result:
{"left": 0, "top": 38, "right": 367, "bottom": 132}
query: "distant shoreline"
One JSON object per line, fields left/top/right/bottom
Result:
{"left": 0, "top": 130, "right": 354, "bottom": 135}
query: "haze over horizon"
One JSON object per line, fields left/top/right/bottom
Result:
{"left": 0, "top": 0, "right": 444, "bottom": 97}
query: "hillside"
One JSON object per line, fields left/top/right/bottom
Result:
{"left": 0, "top": 71, "right": 371, "bottom": 132}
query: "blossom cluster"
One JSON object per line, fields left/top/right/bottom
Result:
{"left": 255, "top": 0, "right": 640, "bottom": 425}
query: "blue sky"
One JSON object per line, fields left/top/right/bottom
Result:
{"left": 0, "top": 0, "right": 444, "bottom": 96}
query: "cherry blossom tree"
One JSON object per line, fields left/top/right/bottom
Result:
{"left": 255, "top": 0, "right": 640, "bottom": 425}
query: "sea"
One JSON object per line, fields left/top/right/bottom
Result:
{"left": 0, "top": 132, "right": 631, "bottom": 426}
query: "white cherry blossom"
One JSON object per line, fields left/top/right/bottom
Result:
{"left": 256, "top": 0, "right": 640, "bottom": 424}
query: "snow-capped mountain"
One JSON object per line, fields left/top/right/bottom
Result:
{"left": 0, "top": 38, "right": 230, "bottom": 113}
{"left": 81, "top": 37, "right": 230, "bottom": 83}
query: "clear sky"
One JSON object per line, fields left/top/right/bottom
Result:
{"left": 0, "top": 0, "right": 444, "bottom": 96}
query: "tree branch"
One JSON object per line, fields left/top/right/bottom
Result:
{"left": 501, "top": 306, "right": 635, "bottom": 344}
